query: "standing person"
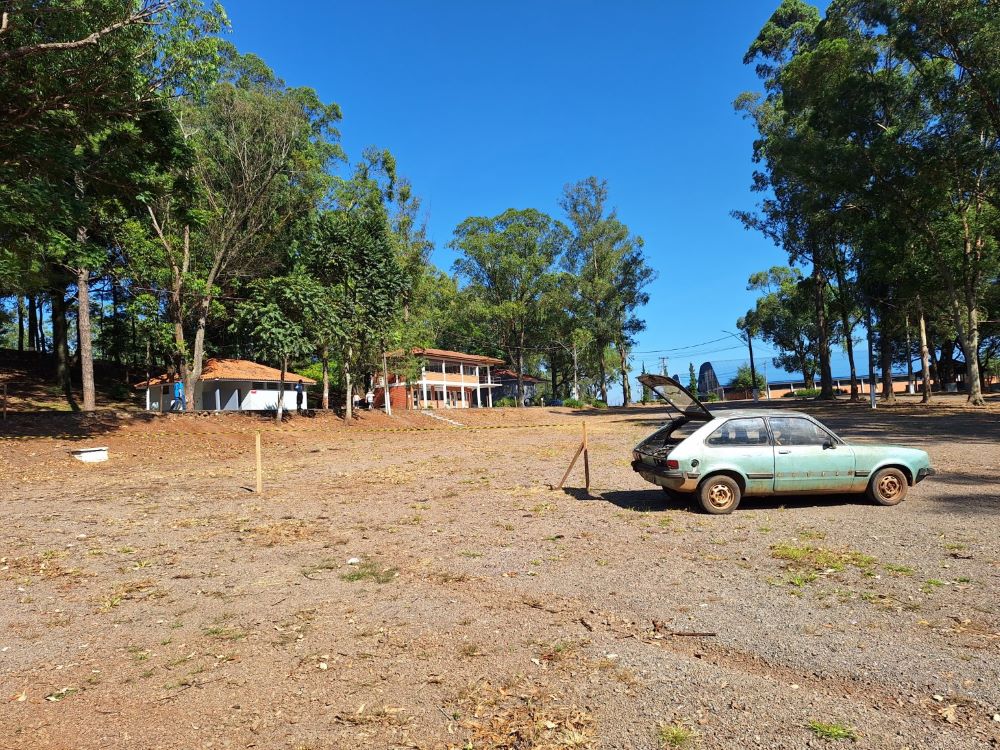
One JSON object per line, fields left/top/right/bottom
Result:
{"left": 352, "top": 391, "right": 361, "bottom": 411}
{"left": 365, "top": 388, "right": 375, "bottom": 410}
{"left": 295, "top": 379, "right": 305, "bottom": 414}
{"left": 172, "top": 378, "right": 185, "bottom": 412}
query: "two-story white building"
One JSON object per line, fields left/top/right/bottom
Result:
{"left": 377, "top": 347, "right": 504, "bottom": 409}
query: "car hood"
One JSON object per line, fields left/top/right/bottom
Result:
{"left": 637, "top": 374, "right": 713, "bottom": 421}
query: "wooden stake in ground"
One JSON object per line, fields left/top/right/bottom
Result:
{"left": 554, "top": 420, "right": 591, "bottom": 493}
{"left": 255, "top": 431, "right": 263, "bottom": 494}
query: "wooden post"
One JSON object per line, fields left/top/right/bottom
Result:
{"left": 554, "top": 420, "right": 591, "bottom": 494}
{"left": 255, "top": 431, "right": 263, "bottom": 494}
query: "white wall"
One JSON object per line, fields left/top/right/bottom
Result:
{"left": 146, "top": 381, "right": 306, "bottom": 411}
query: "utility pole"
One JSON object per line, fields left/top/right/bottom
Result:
{"left": 659, "top": 356, "right": 668, "bottom": 376}
{"left": 747, "top": 334, "right": 759, "bottom": 402}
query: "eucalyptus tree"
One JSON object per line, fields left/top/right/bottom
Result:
{"left": 559, "top": 177, "right": 654, "bottom": 404}
{"left": 741, "top": 0, "right": 1000, "bottom": 404}
{"left": 1, "top": 0, "right": 226, "bottom": 409}
{"left": 452, "top": 208, "right": 569, "bottom": 405}
{"left": 747, "top": 267, "right": 819, "bottom": 387}
{"left": 131, "top": 53, "right": 342, "bottom": 408}
{"left": 304, "top": 150, "right": 404, "bottom": 418}
{"left": 233, "top": 272, "right": 327, "bottom": 421}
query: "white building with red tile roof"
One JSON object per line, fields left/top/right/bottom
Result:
{"left": 134, "top": 358, "right": 316, "bottom": 412}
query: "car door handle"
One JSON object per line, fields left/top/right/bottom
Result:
{"left": 777, "top": 449, "right": 791, "bottom": 454}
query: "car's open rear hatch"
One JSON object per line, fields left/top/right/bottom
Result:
{"left": 637, "top": 373, "right": 712, "bottom": 421}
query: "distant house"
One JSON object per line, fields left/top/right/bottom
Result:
{"left": 135, "top": 358, "right": 316, "bottom": 412}
{"left": 493, "top": 368, "right": 543, "bottom": 403}
{"left": 376, "top": 347, "right": 504, "bottom": 409}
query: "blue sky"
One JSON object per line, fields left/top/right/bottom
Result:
{"left": 225, "top": 1, "right": 850, "bottom": 396}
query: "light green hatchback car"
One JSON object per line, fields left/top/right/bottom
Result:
{"left": 631, "top": 374, "right": 935, "bottom": 514}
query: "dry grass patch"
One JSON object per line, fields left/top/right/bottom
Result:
{"left": 239, "top": 518, "right": 316, "bottom": 546}
{"left": 97, "top": 579, "right": 157, "bottom": 611}
{"left": 453, "top": 680, "right": 595, "bottom": 750}
{"left": 341, "top": 559, "right": 398, "bottom": 584}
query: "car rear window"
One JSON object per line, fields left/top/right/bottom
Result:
{"left": 706, "top": 417, "right": 769, "bottom": 446}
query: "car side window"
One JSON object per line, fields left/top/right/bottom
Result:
{"left": 768, "top": 417, "right": 830, "bottom": 446}
{"left": 705, "top": 418, "right": 770, "bottom": 447}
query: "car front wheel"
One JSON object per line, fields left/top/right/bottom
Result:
{"left": 867, "top": 467, "right": 908, "bottom": 506}
{"left": 697, "top": 475, "right": 741, "bottom": 515}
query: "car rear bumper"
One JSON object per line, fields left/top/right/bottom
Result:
{"left": 631, "top": 460, "right": 699, "bottom": 492}
{"left": 916, "top": 467, "right": 936, "bottom": 483}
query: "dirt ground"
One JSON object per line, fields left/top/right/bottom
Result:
{"left": 1, "top": 398, "right": 998, "bottom": 750}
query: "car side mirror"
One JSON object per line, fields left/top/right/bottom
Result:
{"left": 823, "top": 440, "right": 836, "bottom": 450}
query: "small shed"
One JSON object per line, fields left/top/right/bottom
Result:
{"left": 135, "top": 358, "right": 316, "bottom": 412}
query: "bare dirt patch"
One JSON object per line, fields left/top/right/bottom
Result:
{"left": 1, "top": 400, "right": 998, "bottom": 749}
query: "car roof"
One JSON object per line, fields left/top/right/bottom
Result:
{"left": 704, "top": 409, "right": 815, "bottom": 420}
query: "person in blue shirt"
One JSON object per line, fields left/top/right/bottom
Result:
{"left": 295, "top": 379, "right": 305, "bottom": 413}
{"left": 172, "top": 378, "right": 185, "bottom": 412}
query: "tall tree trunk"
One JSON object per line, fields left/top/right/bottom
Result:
{"left": 598, "top": 344, "right": 608, "bottom": 403}
{"left": 344, "top": 344, "right": 353, "bottom": 424}
{"left": 37, "top": 297, "right": 46, "bottom": 353}
{"left": 831, "top": 253, "right": 858, "bottom": 400}
{"left": 28, "top": 295, "right": 38, "bottom": 350}
{"left": 50, "top": 288, "right": 77, "bottom": 410}
{"left": 516, "top": 342, "right": 525, "bottom": 407}
{"left": 879, "top": 316, "right": 896, "bottom": 403}
{"left": 813, "top": 265, "right": 834, "bottom": 399}
{"left": 17, "top": 296, "right": 25, "bottom": 351}
{"left": 904, "top": 314, "right": 914, "bottom": 395}
{"left": 917, "top": 299, "right": 932, "bottom": 404}
{"left": 186, "top": 295, "right": 212, "bottom": 410}
{"left": 77, "top": 266, "right": 96, "bottom": 411}
{"left": 618, "top": 343, "right": 631, "bottom": 405}
{"left": 276, "top": 355, "right": 286, "bottom": 422}
{"left": 321, "top": 345, "right": 330, "bottom": 410}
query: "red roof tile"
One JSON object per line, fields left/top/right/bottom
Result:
{"left": 493, "top": 368, "right": 543, "bottom": 383}
{"left": 386, "top": 347, "right": 504, "bottom": 366}
{"left": 134, "top": 358, "right": 316, "bottom": 389}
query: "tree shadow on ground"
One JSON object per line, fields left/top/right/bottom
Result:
{"left": 606, "top": 401, "right": 1000, "bottom": 445}
{"left": 0, "top": 408, "right": 316, "bottom": 442}
{"left": 0, "top": 410, "right": 163, "bottom": 442}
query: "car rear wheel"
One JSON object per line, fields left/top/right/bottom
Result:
{"left": 697, "top": 475, "right": 741, "bottom": 515}
{"left": 867, "top": 467, "right": 908, "bottom": 506}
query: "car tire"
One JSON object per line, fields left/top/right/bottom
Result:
{"left": 867, "top": 467, "right": 908, "bottom": 506}
{"left": 697, "top": 475, "right": 741, "bottom": 515}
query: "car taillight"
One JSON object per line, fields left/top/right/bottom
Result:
{"left": 666, "top": 459, "right": 679, "bottom": 470}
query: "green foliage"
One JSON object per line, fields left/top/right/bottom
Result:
{"left": 495, "top": 396, "right": 517, "bottom": 407}
{"left": 738, "top": 0, "right": 1000, "bottom": 405}
{"left": 688, "top": 363, "right": 698, "bottom": 394}
{"left": 452, "top": 208, "right": 568, "bottom": 404}
{"left": 728, "top": 364, "right": 767, "bottom": 391}
{"left": 561, "top": 398, "right": 584, "bottom": 408}
{"left": 806, "top": 720, "right": 857, "bottom": 741}
{"left": 560, "top": 178, "right": 654, "bottom": 403}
